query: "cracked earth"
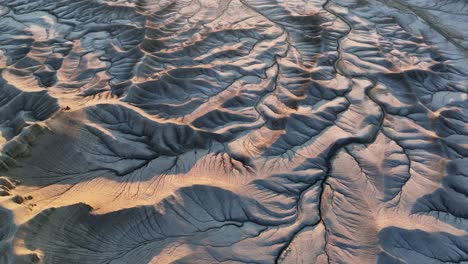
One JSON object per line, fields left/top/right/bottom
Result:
{"left": 0, "top": 0, "right": 467, "bottom": 263}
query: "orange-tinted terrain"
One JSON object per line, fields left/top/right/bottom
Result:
{"left": 0, "top": 0, "right": 467, "bottom": 263}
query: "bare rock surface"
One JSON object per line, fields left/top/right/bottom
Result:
{"left": 0, "top": 0, "right": 467, "bottom": 263}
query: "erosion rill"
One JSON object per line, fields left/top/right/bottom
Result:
{"left": 0, "top": 0, "right": 467, "bottom": 263}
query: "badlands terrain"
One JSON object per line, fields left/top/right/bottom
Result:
{"left": 0, "top": 0, "right": 467, "bottom": 263}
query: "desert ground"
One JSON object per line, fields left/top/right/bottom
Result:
{"left": 0, "top": 0, "right": 467, "bottom": 263}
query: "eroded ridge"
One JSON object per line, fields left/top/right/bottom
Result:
{"left": 0, "top": 0, "right": 466, "bottom": 263}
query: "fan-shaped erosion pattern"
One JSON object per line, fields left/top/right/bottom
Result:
{"left": 0, "top": 0, "right": 467, "bottom": 263}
